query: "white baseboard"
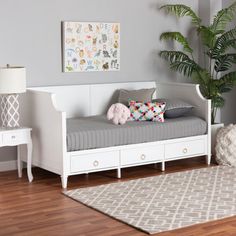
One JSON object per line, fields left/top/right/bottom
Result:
{"left": 0, "top": 160, "right": 17, "bottom": 172}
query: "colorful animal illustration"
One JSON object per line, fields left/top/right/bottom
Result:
{"left": 102, "top": 62, "right": 109, "bottom": 70}
{"left": 88, "top": 24, "right": 93, "bottom": 31}
{"left": 92, "top": 37, "right": 97, "bottom": 45}
{"left": 76, "top": 24, "right": 82, "bottom": 34}
{"left": 66, "top": 26, "right": 73, "bottom": 33}
{"left": 93, "top": 60, "right": 101, "bottom": 70}
{"left": 112, "top": 50, "right": 117, "bottom": 58}
{"left": 96, "top": 25, "right": 100, "bottom": 33}
{"left": 95, "top": 49, "right": 102, "bottom": 57}
{"left": 103, "top": 50, "right": 111, "bottom": 58}
{"left": 64, "top": 22, "right": 120, "bottom": 72}
{"left": 80, "top": 59, "right": 86, "bottom": 65}
{"left": 79, "top": 50, "right": 84, "bottom": 58}
{"left": 102, "top": 34, "right": 108, "bottom": 43}
{"left": 112, "top": 24, "right": 119, "bottom": 34}
{"left": 111, "top": 59, "right": 118, "bottom": 69}
{"left": 86, "top": 60, "right": 95, "bottom": 71}
{"left": 114, "top": 40, "right": 119, "bottom": 49}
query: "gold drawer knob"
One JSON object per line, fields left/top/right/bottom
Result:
{"left": 93, "top": 160, "right": 99, "bottom": 167}
{"left": 183, "top": 148, "right": 188, "bottom": 154}
{"left": 140, "top": 154, "right": 146, "bottom": 160}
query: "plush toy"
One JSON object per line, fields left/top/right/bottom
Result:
{"left": 107, "top": 103, "right": 131, "bottom": 125}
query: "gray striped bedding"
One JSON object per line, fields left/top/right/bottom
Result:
{"left": 66, "top": 115, "right": 207, "bottom": 152}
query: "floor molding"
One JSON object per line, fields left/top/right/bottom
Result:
{"left": 0, "top": 160, "right": 17, "bottom": 172}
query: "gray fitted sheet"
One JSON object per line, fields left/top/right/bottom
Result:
{"left": 66, "top": 115, "right": 207, "bottom": 152}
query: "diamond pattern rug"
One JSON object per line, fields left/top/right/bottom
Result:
{"left": 64, "top": 166, "right": 236, "bottom": 234}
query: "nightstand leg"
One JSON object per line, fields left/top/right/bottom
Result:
{"left": 27, "top": 140, "right": 33, "bottom": 182}
{"left": 17, "top": 145, "right": 22, "bottom": 178}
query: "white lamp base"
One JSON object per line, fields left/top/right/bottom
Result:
{"left": 1, "top": 94, "right": 20, "bottom": 128}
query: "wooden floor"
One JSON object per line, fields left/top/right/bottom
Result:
{"left": 0, "top": 157, "right": 236, "bottom": 236}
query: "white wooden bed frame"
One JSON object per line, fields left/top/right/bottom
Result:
{"left": 19, "top": 81, "right": 211, "bottom": 188}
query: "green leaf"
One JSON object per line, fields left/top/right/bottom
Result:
{"left": 214, "top": 54, "right": 236, "bottom": 72}
{"left": 170, "top": 60, "right": 201, "bottom": 77}
{"left": 210, "top": 2, "right": 236, "bottom": 33}
{"left": 160, "top": 32, "right": 193, "bottom": 53}
{"left": 159, "top": 50, "right": 202, "bottom": 77}
{"left": 160, "top": 4, "right": 201, "bottom": 26}
{"left": 212, "top": 96, "right": 225, "bottom": 108}
{"left": 219, "top": 71, "right": 236, "bottom": 87}
{"left": 159, "top": 50, "right": 189, "bottom": 63}
{"left": 192, "top": 69, "right": 211, "bottom": 84}
{"left": 198, "top": 26, "right": 216, "bottom": 49}
{"left": 212, "top": 28, "right": 236, "bottom": 57}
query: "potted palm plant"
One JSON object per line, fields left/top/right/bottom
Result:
{"left": 159, "top": 2, "right": 236, "bottom": 152}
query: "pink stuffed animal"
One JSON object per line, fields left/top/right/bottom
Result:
{"left": 107, "top": 103, "right": 131, "bottom": 125}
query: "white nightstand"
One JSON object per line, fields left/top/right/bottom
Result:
{"left": 0, "top": 127, "right": 33, "bottom": 182}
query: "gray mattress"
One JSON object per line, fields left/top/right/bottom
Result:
{"left": 66, "top": 115, "right": 207, "bottom": 152}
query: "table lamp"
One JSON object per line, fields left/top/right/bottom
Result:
{"left": 0, "top": 65, "right": 26, "bottom": 128}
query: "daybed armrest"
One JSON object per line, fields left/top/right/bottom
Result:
{"left": 19, "top": 89, "right": 67, "bottom": 175}
{"left": 156, "top": 82, "right": 211, "bottom": 124}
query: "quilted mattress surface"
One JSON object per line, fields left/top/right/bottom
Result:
{"left": 66, "top": 115, "right": 207, "bottom": 152}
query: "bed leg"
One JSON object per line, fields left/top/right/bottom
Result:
{"left": 61, "top": 175, "right": 68, "bottom": 189}
{"left": 117, "top": 168, "right": 121, "bottom": 179}
{"left": 161, "top": 162, "right": 165, "bottom": 172}
{"left": 206, "top": 154, "right": 211, "bottom": 166}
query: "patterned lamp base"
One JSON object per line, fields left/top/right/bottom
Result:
{"left": 1, "top": 94, "right": 20, "bottom": 128}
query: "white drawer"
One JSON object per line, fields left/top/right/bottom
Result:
{"left": 165, "top": 139, "right": 205, "bottom": 159}
{"left": 70, "top": 151, "right": 119, "bottom": 173}
{"left": 0, "top": 134, "right": 2, "bottom": 146}
{"left": 2, "top": 131, "right": 28, "bottom": 146}
{"left": 120, "top": 145, "right": 164, "bottom": 166}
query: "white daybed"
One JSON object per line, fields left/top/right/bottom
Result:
{"left": 19, "top": 81, "right": 211, "bottom": 188}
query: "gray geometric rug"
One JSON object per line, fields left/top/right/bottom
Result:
{"left": 64, "top": 166, "right": 236, "bottom": 234}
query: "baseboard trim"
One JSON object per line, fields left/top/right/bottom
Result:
{"left": 0, "top": 160, "right": 17, "bottom": 172}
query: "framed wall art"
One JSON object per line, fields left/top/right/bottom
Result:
{"left": 62, "top": 22, "right": 120, "bottom": 72}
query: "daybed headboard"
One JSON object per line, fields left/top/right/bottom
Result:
{"left": 28, "top": 81, "right": 157, "bottom": 118}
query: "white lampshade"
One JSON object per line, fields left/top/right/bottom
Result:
{"left": 0, "top": 66, "right": 26, "bottom": 94}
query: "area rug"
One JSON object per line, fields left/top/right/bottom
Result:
{"left": 64, "top": 166, "right": 236, "bottom": 234}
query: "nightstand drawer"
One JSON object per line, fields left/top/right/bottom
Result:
{"left": 0, "top": 134, "right": 2, "bottom": 146}
{"left": 2, "top": 131, "right": 28, "bottom": 145}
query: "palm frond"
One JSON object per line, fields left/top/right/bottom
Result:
{"left": 192, "top": 70, "right": 212, "bottom": 98}
{"left": 160, "top": 4, "right": 201, "bottom": 26}
{"left": 170, "top": 60, "right": 201, "bottom": 77}
{"left": 215, "top": 54, "right": 236, "bottom": 72}
{"left": 160, "top": 32, "right": 193, "bottom": 53}
{"left": 159, "top": 50, "right": 189, "bottom": 63}
{"left": 219, "top": 71, "right": 236, "bottom": 88}
{"left": 212, "top": 28, "right": 236, "bottom": 57}
{"left": 211, "top": 28, "right": 236, "bottom": 58}
{"left": 159, "top": 50, "right": 201, "bottom": 77}
{"left": 210, "top": 2, "right": 236, "bottom": 33}
{"left": 211, "top": 96, "right": 225, "bottom": 108}
{"left": 198, "top": 26, "right": 216, "bottom": 49}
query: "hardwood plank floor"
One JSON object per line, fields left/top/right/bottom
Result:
{"left": 0, "top": 157, "right": 236, "bottom": 236}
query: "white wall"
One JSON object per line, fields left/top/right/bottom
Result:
{"left": 0, "top": 0, "right": 199, "bottom": 163}
{"left": 221, "top": 0, "right": 236, "bottom": 124}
